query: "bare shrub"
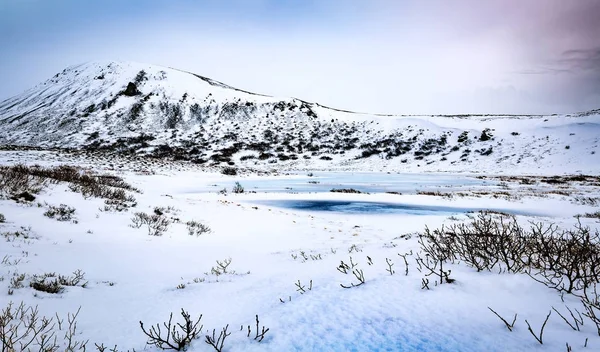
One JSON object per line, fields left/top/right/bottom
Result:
{"left": 44, "top": 204, "right": 76, "bottom": 222}
{"left": 205, "top": 325, "right": 230, "bottom": 352}
{"left": 422, "top": 213, "right": 600, "bottom": 296}
{"left": 139, "top": 309, "right": 203, "bottom": 351}
{"left": 221, "top": 167, "right": 237, "bottom": 176}
{"left": 30, "top": 270, "right": 87, "bottom": 294}
{"left": 0, "top": 302, "right": 88, "bottom": 351}
{"left": 0, "top": 165, "right": 46, "bottom": 196}
{"left": 231, "top": 182, "right": 244, "bottom": 194}
{"left": 186, "top": 221, "right": 211, "bottom": 236}
{"left": 0, "top": 164, "right": 138, "bottom": 202}
{"left": 102, "top": 199, "right": 137, "bottom": 212}
{"left": 0, "top": 302, "right": 56, "bottom": 351}
{"left": 417, "top": 190, "right": 453, "bottom": 199}
{"left": 526, "top": 221, "right": 600, "bottom": 295}
{"left": 131, "top": 212, "right": 171, "bottom": 236}
{"left": 211, "top": 258, "right": 233, "bottom": 276}
{"left": 2, "top": 227, "right": 37, "bottom": 242}
{"left": 9, "top": 273, "right": 25, "bottom": 290}
{"left": 580, "top": 211, "right": 600, "bottom": 219}
{"left": 30, "top": 274, "right": 63, "bottom": 294}
{"left": 330, "top": 188, "right": 363, "bottom": 194}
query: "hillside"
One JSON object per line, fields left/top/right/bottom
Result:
{"left": 0, "top": 61, "right": 598, "bottom": 174}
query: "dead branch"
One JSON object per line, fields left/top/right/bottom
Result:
{"left": 525, "top": 311, "right": 552, "bottom": 344}
{"left": 487, "top": 307, "right": 517, "bottom": 331}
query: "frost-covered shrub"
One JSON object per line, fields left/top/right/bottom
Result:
{"left": 231, "top": 182, "right": 244, "bottom": 194}
{"left": 44, "top": 204, "right": 76, "bottom": 222}
{"left": 30, "top": 274, "right": 63, "bottom": 294}
{"left": 29, "top": 270, "right": 87, "bottom": 294}
{"left": 186, "top": 220, "right": 211, "bottom": 236}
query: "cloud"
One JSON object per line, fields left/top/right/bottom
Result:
{"left": 0, "top": 0, "right": 598, "bottom": 115}
{"left": 559, "top": 48, "right": 600, "bottom": 72}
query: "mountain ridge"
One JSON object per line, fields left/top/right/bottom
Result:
{"left": 0, "top": 61, "right": 598, "bottom": 174}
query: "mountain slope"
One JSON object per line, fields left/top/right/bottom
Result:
{"left": 0, "top": 61, "right": 598, "bottom": 174}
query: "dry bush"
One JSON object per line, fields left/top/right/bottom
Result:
{"left": 131, "top": 212, "right": 171, "bottom": 236}
{"left": 421, "top": 213, "right": 600, "bottom": 297}
{"left": 231, "top": 182, "right": 244, "bottom": 194}
{"left": 580, "top": 211, "right": 600, "bottom": 219}
{"left": 417, "top": 190, "right": 453, "bottom": 199}
{"left": 0, "top": 164, "right": 138, "bottom": 202}
{"left": 0, "top": 165, "right": 46, "bottom": 197}
{"left": 330, "top": 188, "right": 363, "bottom": 194}
{"left": 44, "top": 204, "right": 76, "bottom": 222}
{"left": 140, "top": 309, "right": 203, "bottom": 351}
{"left": 2, "top": 227, "right": 37, "bottom": 242}
{"left": 30, "top": 270, "right": 87, "bottom": 294}
{"left": 102, "top": 199, "right": 137, "bottom": 212}
{"left": 221, "top": 167, "right": 237, "bottom": 176}
{"left": 186, "top": 221, "right": 211, "bottom": 236}
{"left": 0, "top": 302, "right": 88, "bottom": 351}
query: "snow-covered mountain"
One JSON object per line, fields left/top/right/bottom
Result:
{"left": 0, "top": 61, "right": 598, "bottom": 174}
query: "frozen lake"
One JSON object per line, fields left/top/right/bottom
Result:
{"left": 202, "top": 172, "right": 496, "bottom": 194}
{"left": 253, "top": 199, "right": 547, "bottom": 216}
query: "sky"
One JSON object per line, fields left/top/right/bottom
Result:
{"left": 1, "top": 0, "right": 599, "bottom": 115}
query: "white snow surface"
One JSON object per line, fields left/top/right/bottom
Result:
{"left": 1, "top": 152, "right": 600, "bottom": 351}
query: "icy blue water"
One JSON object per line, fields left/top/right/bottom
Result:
{"left": 255, "top": 200, "right": 544, "bottom": 217}
{"left": 209, "top": 172, "right": 494, "bottom": 194}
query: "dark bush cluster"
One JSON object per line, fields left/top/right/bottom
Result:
{"left": 420, "top": 212, "right": 600, "bottom": 334}
{"left": 30, "top": 270, "right": 87, "bottom": 294}
{"left": 43, "top": 204, "right": 76, "bottom": 222}
{"left": 186, "top": 220, "right": 211, "bottom": 236}
{"left": 330, "top": 188, "right": 363, "bottom": 194}
{"left": 0, "top": 164, "right": 47, "bottom": 196}
{"left": 0, "top": 164, "right": 138, "bottom": 202}
{"left": 221, "top": 167, "right": 237, "bottom": 176}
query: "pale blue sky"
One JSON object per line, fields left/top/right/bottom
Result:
{"left": 1, "top": 0, "right": 599, "bottom": 114}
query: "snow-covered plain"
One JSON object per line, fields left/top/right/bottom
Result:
{"left": 1, "top": 151, "right": 600, "bottom": 351}
{"left": 1, "top": 61, "right": 600, "bottom": 351}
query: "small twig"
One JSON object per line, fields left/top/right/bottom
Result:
{"left": 385, "top": 258, "right": 395, "bottom": 275}
{"left": 488, "top": 307, "right": 517, "bottom": 332}
{"left": 552, "top": 306, "right": 579, "bottom": 331}
{"left": 340, "top": 269, "right": 365, "bottom": 289}
{"left": 525, "top": 311, "right": 552, "bottom": 344}
{"left": 254, "top": 315, "right": 269, "bottom": 342}
{"left": 337, "top": 261, "right": 350, "bottom": 274}
{"left": 295, "top": 280, "right": 306, "bottom": 294}
{"left": 205, "top": 324, "right": 230, "bottom": 352}
{"left": 398, "top": 250, "right": 412, "bottom": 276}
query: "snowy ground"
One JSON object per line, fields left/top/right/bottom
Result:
{"left": 1, "top": 151, "right": 600, "bottom": 351}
